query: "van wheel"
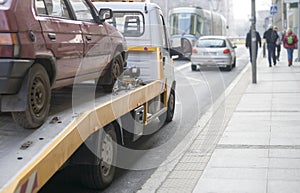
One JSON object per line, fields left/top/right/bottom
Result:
{"left": 79, "top": 125, "right": 117, "bottom": 189}
{"left": 12, "top": 64, "right": 51, "bottom": 129}
{"left": 220, "top": 65, "right": 232, "bottom": 71}
{"left": 232, "top": 57, "right": 236, "bottom": 68}
{"left": 103, "top": 55, "right": 123, "bottom": 93}
{"left": 191, "top": 64, "right": 197, "bottom": 71}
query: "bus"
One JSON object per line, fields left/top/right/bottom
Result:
{"left": 168, "top": 7, "right": 227, "bottom": 59}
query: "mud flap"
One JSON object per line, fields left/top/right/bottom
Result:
{"left": 1, "top": 71, "right": 30, "bottom": 112}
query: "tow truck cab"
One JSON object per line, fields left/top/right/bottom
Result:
{"left": 92, "top": 0, "right": 177, "bottom": 97}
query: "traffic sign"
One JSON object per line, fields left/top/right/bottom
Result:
{"left": 270, "top": 5, "right": 278, "bottom": 15}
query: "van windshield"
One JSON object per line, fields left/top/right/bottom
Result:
{"left": 106, "top": 11, "right": 144, "bottom": 37}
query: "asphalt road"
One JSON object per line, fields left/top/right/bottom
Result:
{"left": 39, "top": 45, "right": 250, "bottom": 193}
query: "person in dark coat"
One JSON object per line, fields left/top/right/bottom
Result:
{"left": 245, "top": 29, "right": 262, "bottom": 63}
{"left": 263, "top": 24, "right": 279, "bottom": 67}
{"left": 283, "top": 28, "right": 299, "bottom": 66}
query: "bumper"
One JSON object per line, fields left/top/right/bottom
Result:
{"left": 0, "top": 59, "right": 33, "bottom": 94}
{"left": 191, "top": 56, "right": 231, "bottom": 68}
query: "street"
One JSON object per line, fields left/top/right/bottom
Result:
{"left": 39, "top": 45, "right": 250, "bottom": 193}
{"left": 0, "top": 0, "right": 299, "bottom": 192}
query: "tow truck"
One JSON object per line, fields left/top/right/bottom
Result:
{"left": 0, "top": 0, "right": 180, "bottom": 192}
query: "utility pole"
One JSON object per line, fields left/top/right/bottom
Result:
{"left": 297, "top": 0, "right": 300, "bottom": 62}
{"left": 272, "top": 0, "right": 274, "bottom": 26}
{"left": 251, "top": 0, "right": 257, "bottom": 83}
{"left": 208, "top": 0, "right": 221, "bottom": 35}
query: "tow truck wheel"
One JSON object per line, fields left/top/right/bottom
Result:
{"left": 103, "top": 55, "right": 123, "bottom": 93}
{"left": 159, "top": 88, "right": 175, "bottom": 123}
{"left": 165, "top": 89, "right": 175, "bottom": 122}
{"left": 12, "top": 64, "right": 51, "bottom": 129}
{"left": 80, "top": 125, "right": 117, "bottom": 189}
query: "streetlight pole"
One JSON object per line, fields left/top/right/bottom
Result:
{"left": 272, "top": 0, "right": 275, "bottom": 26}
{"left": 251, "top": 0, "right": 257, "bottom": 84}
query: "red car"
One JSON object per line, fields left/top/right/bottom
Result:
{"left": 0, "top": 0, "right": 127, "bottom": 128}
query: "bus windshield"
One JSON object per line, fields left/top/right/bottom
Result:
{"left": 170, "top": 13, "right": 198, "bottom": 36}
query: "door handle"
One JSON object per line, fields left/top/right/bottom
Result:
{"left": 86, "top": 35, "right": 92, "bottom": 41}
{"left": 48, "top": 33, "right": 56, "bottom": 40}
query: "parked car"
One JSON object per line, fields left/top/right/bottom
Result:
{"left": 191, "top": 36, "right": 237, "bottom": 71}
{"left": 0, "top": 0, "right": 127, "bottom": 128}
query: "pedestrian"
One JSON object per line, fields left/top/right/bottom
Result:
{"left": 245, "top": 28, "right": 262, "bottom": 63}
{"left": 263, "top": 24, "right": 278, "bottom": 67}
{"left": 273, "top": 26, "right": 282, "bottom": 61}
{"left": 283, "top": 28, "right": 298, "bottom": 67}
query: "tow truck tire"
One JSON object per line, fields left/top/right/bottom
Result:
{"left": 159, "top": 88, "right": 175, "bottom": 123}
{"left": 12, "top": 64, "right": 51, "bottom": 129}
{"left": 103, "top": 55, "right": 123, "bottom": 93}
{"left": 165, "top": 89, "right": 175, "bottom": 122}
{"left": 80, "top": 125, "right": 117, "bottom": 189}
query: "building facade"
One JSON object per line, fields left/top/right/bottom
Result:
{"left": 270, "top": 0, "right": 298, "bottom": 34}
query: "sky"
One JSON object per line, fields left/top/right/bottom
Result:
{"left": 232, "top": 0, "right": 271, "bottom": 19}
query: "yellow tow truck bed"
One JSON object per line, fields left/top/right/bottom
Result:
{"left": 0, "top": 80, "right": 164, "bottom": 193}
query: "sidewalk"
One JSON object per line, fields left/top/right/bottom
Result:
{"left": 193, "top": 50, "right": 300, "bottom": 193}
{"left": 138, "top": 49, "right": 300, "bottom": 193}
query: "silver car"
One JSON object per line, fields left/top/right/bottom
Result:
{"left": 191, "top": 36, "right": 237, "bottom": 71}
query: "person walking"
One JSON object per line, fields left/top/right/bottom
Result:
{"left": 273, "top": 26, "right": 282, "bottom": 61}
{"left": 263, "top": 24, "right": 278, "bottom": 67}
{"left": 245, "top": 29, "right": 262, "bottom": 63}
{"left": 283, "top": 28, "right": 298, "bottom": 67}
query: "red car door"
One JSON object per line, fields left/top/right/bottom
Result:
{"left": 69, "top": 0, "right": 112, "bottom": 79}
{"left": 35, "top": 0, "right": 84, "bottom": 88}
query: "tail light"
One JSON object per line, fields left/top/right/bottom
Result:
{"left": 0, "top": 33, "right": 20, "bottom": 58}
{"left": 192, "top": 49, "right": 198, "bottom": 54}
{"left": 223, "top": 49, "right": 230, "bottom": 54}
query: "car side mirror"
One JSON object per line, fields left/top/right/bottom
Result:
{"left": 99, "top": 8, "right": 113, "bottom": 22}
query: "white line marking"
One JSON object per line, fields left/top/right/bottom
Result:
{"left": 175, "top": 62, "right": 191, "bottom": 71}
